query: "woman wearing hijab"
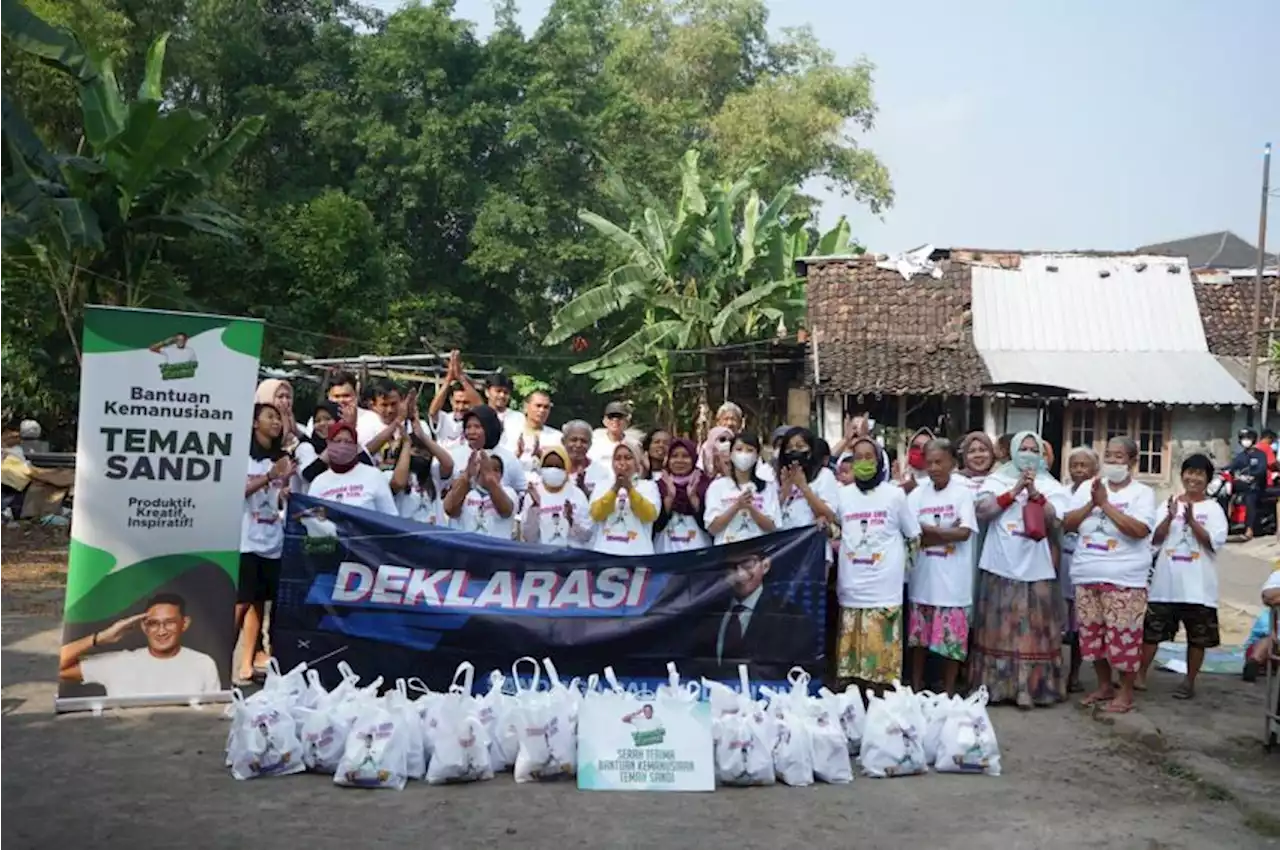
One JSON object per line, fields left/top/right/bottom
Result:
{"left": 958, "top": 432, "right": 996, "bottom": 493}
{"left": 589, "top": 440, "right": 661, "bottom": 556}
{"left": 899, "top": 427, "right": 935, "bottom": 494}
{"left": 698, "top": 425, "right": 735, "bottom": 478}
{"left": 522, "top": 445, "right": 592, "bottom": 547}
{"left": 834, "top": 436, "right": 921, "bottom": 693}
{"left": 293, "top": 401, "right": 375, "bottom": 492}
{"left": 309, "top": 421, "right": 398, "bottom": 515}
{"left": 254, "top": 379, "right": 304, "bottom": 453}
{"left": 970, "top": 431, "right": 1069, "bottom": 709}
{"left": 654, "top": 437, "right": 711, "bottom": 553}
{"left": 447, "top": 405, "right": 527, "bottom": 498}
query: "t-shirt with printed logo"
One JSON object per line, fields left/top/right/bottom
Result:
{"left": 836, "top": 482, "right": 921, "bottom": 608}
{"left": 1067, "top": 478, "right": 1157, "bottom": 590}
{"left": 906, "top": 477, "right": 978, "bottom": 607}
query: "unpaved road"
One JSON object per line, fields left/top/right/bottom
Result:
{"left": 3, "top": 609, "right": 1275, "bottom": 850}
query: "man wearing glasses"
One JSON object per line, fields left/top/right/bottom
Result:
{"left": 59, "top": 593, "right": 221, "bottom": 697}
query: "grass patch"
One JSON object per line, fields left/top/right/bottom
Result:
{"left": 1244, "top": 809, "right": 1280, "bottom": 839}
{"left": 1158, "top": 758, "right": 1235, "bottom": 803}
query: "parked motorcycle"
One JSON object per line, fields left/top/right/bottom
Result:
{"left": 1210, "top": 468, "right": 1277, "bottom": 537}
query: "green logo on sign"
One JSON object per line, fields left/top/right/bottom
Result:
{"left": 631, "top": 728, "right": 666, "bottom": 747}
{"left": 159, "top": 361, "right": 199, "bottom": 381}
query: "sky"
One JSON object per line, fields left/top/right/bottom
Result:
{"left": 369, "top": 0, "right": 1279, "bottom": 256}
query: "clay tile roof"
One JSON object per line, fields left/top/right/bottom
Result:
{"left": 804, "top": 258, "right": 990, "bottom": 394}
{"left": 1194, "top": 276, "right": 1279, "bottom": 356}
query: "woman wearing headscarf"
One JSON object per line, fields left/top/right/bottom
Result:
{"left": 958, "top": 432, "right": 996, "bottom": 494}
{"left": 654, "top": 437, "right": 711, "bottom": 553}
{"left": 521, "top": 445, "right": 592, "bottom": 547}
{"left": 254, "top": 379, "right": 304, "bottom": 453}
{"left": 898, "top": 427, "right": 935, "bottom": 494}
{"left": 698, "top": 425, "right": 735, "bottom": 478}
{"left": 1060, "top": 446, "right": 1100, "bottom": 693}
{"left": 294, "top": 401, "right": 376, "bottom": 492}
{"left": 309, "top": 421, "right": 398, "bottom": 515}
{"left": 447, "top": 405, "right": 527, "bottom": 498}
{"left": 970, "top": 431, "right": 1069, "bottom": 709}
{"left": 834, "top": 436, "right": 921, "bottom": 693}
{"left": 589, "top": 440, "right": 661, "bottom": 555}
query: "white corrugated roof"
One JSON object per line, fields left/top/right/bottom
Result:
{"left": 981, "top": 351, "right": 1256, "bottom": 405}
{"left": 972, "top": 255, "right": 1208, "bottom": 352}
{"left": 972, "top": 254, "right": 1254, "bottom": 405}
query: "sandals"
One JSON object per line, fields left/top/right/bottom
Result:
{"left": 1079, "top": 691, "right": 1113, "bottom": 708}
{"left": 1172, "top": 681, "right": 1195, "bottom": 700}
{"left": 1102, "top": 700, "right": 1135, "bottom": 714}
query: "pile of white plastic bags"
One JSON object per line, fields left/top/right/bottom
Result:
{"left": 224, "top": 659, "right": 1000, "bottom": 789}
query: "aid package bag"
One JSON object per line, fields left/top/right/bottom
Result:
{"left": 705, "top": 664, "right": 775, "bottom": 787}
{"left": 918, "top": 690, "right": 956, "bottom": 767}
{"left": 806, "top": 686, "right": 854, "bottom": 784}
{"left": 227, "top": 688, "right": 307, "bottom": 781}
{"left": 760, "top": 672, "right": 814, "bottom": 787}
{"left": 833, "top": 684, "right": 866, "bottom": 755}
{"left": 476, "top": 669, "right": 520, "bottom": 773}
{"left": 859, "top": 682, "right": 928, "bottom": 779}
{"left": 426, "top": 662, "right": 494, "bottom": 785}
{"left": 334, "top": 697, "right": 411, "bottom": 790}
{"left": 933, "top": 686, "right": 1001, "bottom": 777}
{"left": 386, "top": 680, "right": 428, "bottom": 780}
{"left": 225, "top": 659, "right": 309, "bottom": 768}
{"left": 513, "top": 657, "right": 578, "bottom": 783}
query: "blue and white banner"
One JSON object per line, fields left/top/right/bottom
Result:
{"left": 273, "top": 495, "right": 827, "bottom": 692}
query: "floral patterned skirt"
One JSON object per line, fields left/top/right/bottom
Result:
{"left": 836, "top": 606, "right": 903, "bottom": 685}
{"left": 908, "top": 603, "right": 971, "bottom": 661}
{"left": 968, "top": 572, "right": 1064, "bottom": 705}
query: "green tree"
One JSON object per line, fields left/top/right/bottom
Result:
{"left": 543, "top": 149, "right": 856, "bottom": 424}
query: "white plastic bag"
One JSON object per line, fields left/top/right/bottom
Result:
{"left": 859, "top": 682, "right": 928, "bottom": 778}
{"left": 334, "top": 698, "right": 410, "bottom": 790}
{"left": 807, "top": 688, "right": 853, "bottom": 784}
{"left": 705, "top": 664, "right": 775, "bottom": 787}
{"left": 761, "top": 673, "right": 814, "bottom": 787}
{"left": 476, "top": 670, "right": 520, "bottom": 772}
{"left": 406, "top": 677, "right": 444, "bottom": 763}
{"left": 934, "top": 686, "right": 1002, "bottom": 777}
{"left": 426, "top": 662, "right": 494, "bottom": 785}
{"left": 918, "top": 690, "right": 951, "bottom": 766}
{"left": 513, "top": 657, "right": 577, "bottom": 782}
{"left": 830, "top": 684, "right": 865, "bottom": 756}
{"left": 386, "top": 680, "right": 427, "bottom": 780}
{"left": 227, "top": 689, "right": 306, "bottom": 780}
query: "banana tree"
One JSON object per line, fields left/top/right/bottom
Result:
{"left": 1, "top": 0, "right": 264, "bottom": 361}
{"left": 544, "top": 148, "right": 858, "bottom": 422}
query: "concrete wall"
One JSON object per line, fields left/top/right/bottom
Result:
{"left": 1165, "top": 406, "right": 1238, "bottom": 498}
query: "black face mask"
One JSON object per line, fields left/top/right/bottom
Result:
{"left": 783, "top": 450, "right": 811, "bottom": 467}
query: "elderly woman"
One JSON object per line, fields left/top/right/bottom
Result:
{"left": 835, "top": 436, "right": 921, "bottom": 693}
{"left": 971, "top": 431, "right": 1069, "bottom": 709}
{"left": 959, "top": 432, "right": 996, "bottom": 493}
{"left": 715, "top": 402, "right": 744, "bottom": 434}
{"left": 1060, "top": 446, "right": 1100, "bottom": 692}
{"left": 521, "top": 445, "right": 592, "bottom": 547}
{"left": 588, "top": 440, "right": 661, "bottom": 555}
{"left": 1063, "top": 436, "right": 1155, "bottom": 713}
{"left": 560, "top": 419, "right": 596, "bottom": 490}
{"left": 655, "top": 438, "right": 711, "bottom": 553}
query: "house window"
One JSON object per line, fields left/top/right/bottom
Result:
{"left": 1068, "top": 403, "right": 1170, "bottom": 479}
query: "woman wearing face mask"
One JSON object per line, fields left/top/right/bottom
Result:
{"left": 900, "top": 427, "right": 935, "bottom": 494}
{"left": 443, "top": 449, "right": 517, "bottom": 539}
{"left": 654, "top": 438, "right": 711, "bottom": 553}
{"left": 589, "top": 440, "right": 661, "bottom": 555}
{"left": 521, "top": 445, "right": 592, "bottom": 547}
{"left": 295, "top": 401, "right": 375, "bottom": 492}
{"left": 1060, "top": 447, "right": 1100, "bottom": 693}
{"left": 704, "top": 434, "right": 780, "bottom": 545}
{"left": 1137, "top": 453, "right": 1227, "bottom": 700}
{"left": 971, "top": 431, "right": 1069, "bottom": 709}
{"left": 309, "top": 421, "right": 398, "bottom": 515}
{"left": 775, "top": 427, "right": 839, "bottom": 534}
{"left": 237, "top": 403, "right": 294, "bottom": 683}
{"left": 698, "top": 426, "right": 736, "bottom": 479}
{"left": 1063, "top": 436, "right": 1156, "bottom": 714}
{"left": 834, "top": 436, "right": 922, "bottom": 693}
{"left": 643, "top": 429, "right": 672, "bottom": 480}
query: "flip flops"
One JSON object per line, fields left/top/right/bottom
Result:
{"left": 1172, "top": 681, "right": 1195, "bottom": 700}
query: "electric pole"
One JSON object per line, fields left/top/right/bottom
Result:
{"left": 1245, "top": 142, "right": 1272, "bottom": 426}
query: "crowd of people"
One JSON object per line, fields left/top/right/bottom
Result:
{"left": 237, "top": 353, "right": 1254, "bottom": 716}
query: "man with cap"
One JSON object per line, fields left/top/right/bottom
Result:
{"left": 590, "top": 401, "right": 641, "bottom": 464}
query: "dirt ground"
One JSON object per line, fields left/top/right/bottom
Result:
{"left": 4, "top": 525, "right": 1278, "bottom": 849}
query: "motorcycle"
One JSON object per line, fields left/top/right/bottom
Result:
{"left": 1210, "top": 468, "right": 1277, "bottom": 537}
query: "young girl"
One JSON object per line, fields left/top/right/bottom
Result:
{"left": 238, "top": 403, "right": 294, "bottom": 682}
{"left": 522, "top": 446, "right": 591, "bottom": 547}
{"left": 704, "top": 434, "right": 780, "bottom": 545}
{"left": 387, "top": 414, "right": 455, "bottom": 526}
{"left": 443, "top": 450, "right": 518, "bottom": 539}
{"left": 588, "top": 441, "right": 661, "bottom": 556}
{"left": 308, "top": 421, "right": 398, "bottom": 515}
{"left": 654, "top": 438, "right": 711, "bottom": 553}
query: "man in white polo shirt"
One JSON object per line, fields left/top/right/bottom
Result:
{"left": 59, "top": 593, "right": 222, "bottom": 697}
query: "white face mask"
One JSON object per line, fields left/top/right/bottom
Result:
{"left": 731, "top": 450, "right": 757, "bottom": 472}
{"left": 1100, "top": 463, "right": 1129, "bottom": 484}
{"left": 1241, "top": 439, "right": 1255, "bottom": 449}
{"left": 540, "top": 467, "right": 567, "bottom": 489}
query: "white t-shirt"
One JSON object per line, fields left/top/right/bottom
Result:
{"left": 447, "top": 443, "right": 528, "bottom": 496}
{"left": 433, "top": 411, "right": 467, "bottom": 449}
{"left": 589, "top": 431, "right": 625, "bottom": 465}
{"left": 500, "top": 424, "right": 563, "bottom": 473}
{"left": 977, "top": 474, "right": 1069, "bottom": 582}
{"left": 79, "top": 647, "right": 221, "bottom": 697}
{"left": 310, "top": 463, "right": 398, "bottom": 515}
{"left": 578, "top": 460, "right": 613, "bottom": 498}
{"left": 906, "top": 477, "right": 978, "bottom": 607}
{"left": 1148, "top": 498, "right": 1229, "bottom": 607}
{"left": 778, "top": 467, "right": 840, "bottom": 530}
{"left": 524, "top": 481, "right": 591, "bottom": 547}
{"left": 836, "top": 483, "right": 921, "bottom": 608}
{"left": 703, "top": 477, "right": 782, "bottom": 545}
{"left": 453, "top": 484, "right": 519, "bottom": 539}
{"left": 241, "top": 456, "right": 285, "bottom": 558}
{"left": 591, "top": 478, "right": 662, "bottom": 556}
{"left": 355, "top": 407, "right": 387, "bottom": 452}
{"left": 382, "top": 461, "right": 445, "bottom": 526}
{"left": 1059, "top": 482, "right": 1090, "bottom": 601}
{"left": 1067, "top": 478, "right": 1157, "bottom": 590}
{"left": 160, "top": 343, "right": 197, "bottom": 364}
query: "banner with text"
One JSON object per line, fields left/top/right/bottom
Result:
{"left": 273, "top": 495, "right": 827, "bottom": 693}
{"left": 56, "top": 306, "right": 263, "bottom": 712}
